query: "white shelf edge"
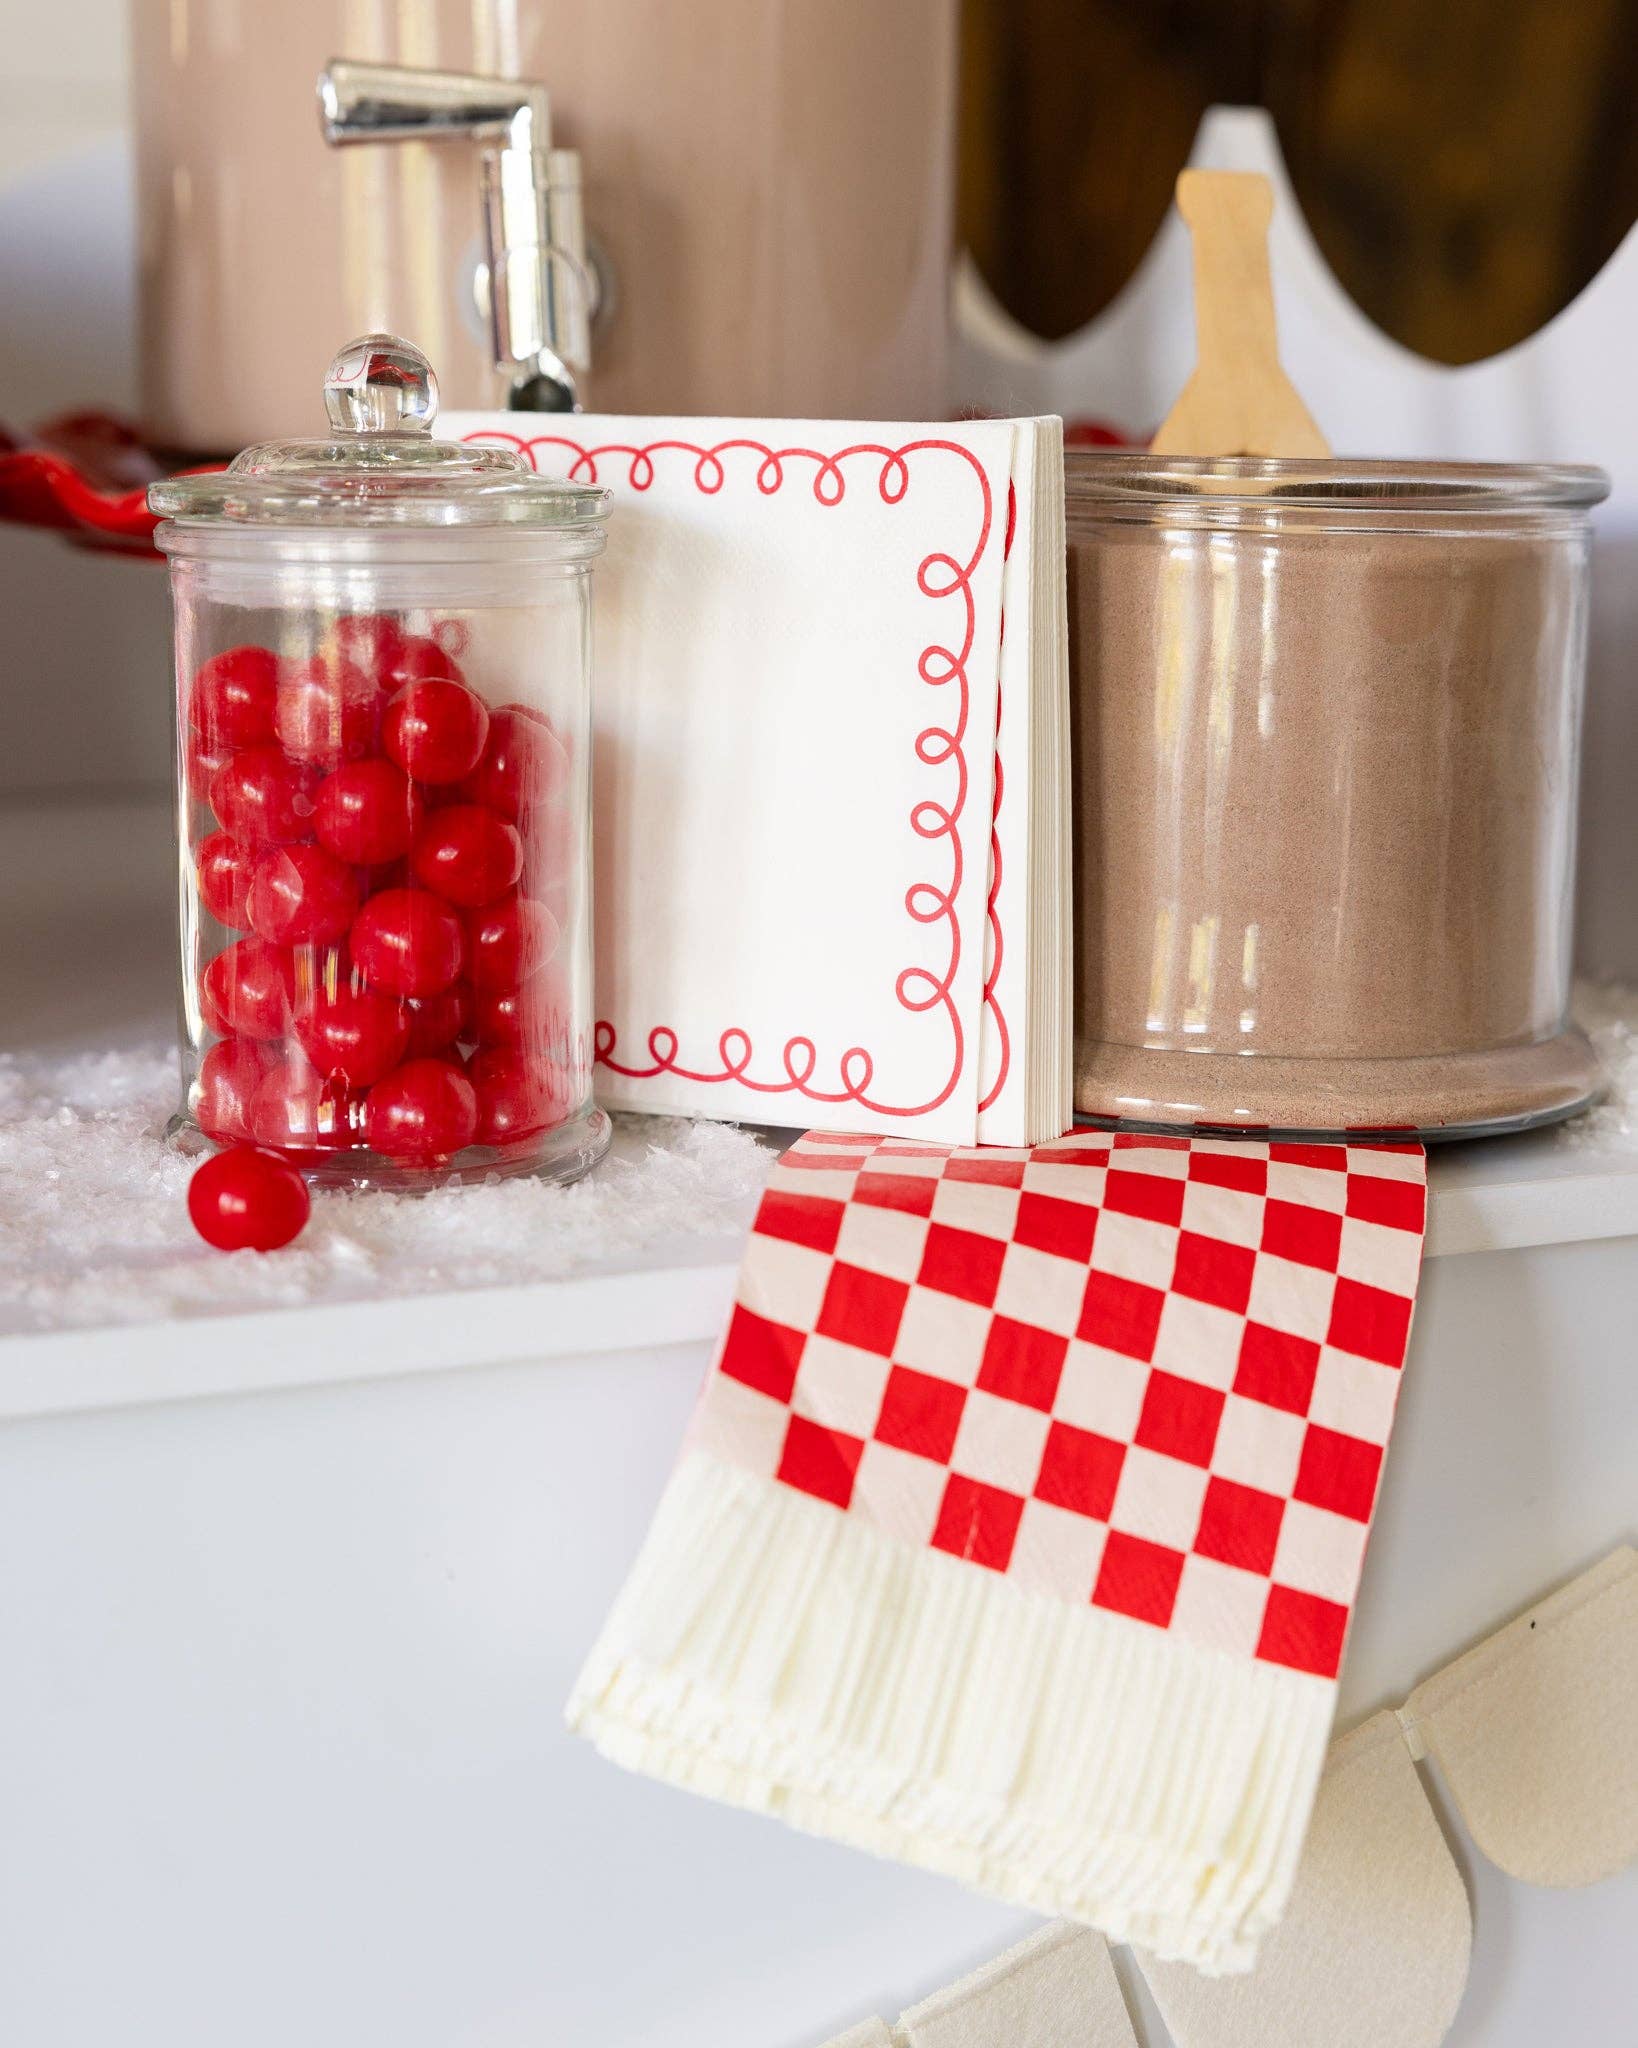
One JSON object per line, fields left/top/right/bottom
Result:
{"left": 5, "top": 1090, "right": 1638, "bottom": 1424}
{"left": 5, "top": 1161, "right": 1637, "bottom": 1425}
{"left": 1424, "top": 1163, "right": 1638, "bottom": 1259}
{"left": 0, "top": 1255, "right": 741, "bottom": 1424}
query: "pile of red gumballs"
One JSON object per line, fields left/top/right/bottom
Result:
{"left": 185, "top": 615, "right": 580, "bottom": 1201}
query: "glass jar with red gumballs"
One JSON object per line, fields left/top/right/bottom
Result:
{"left": 149, "top": 334, "right": 612, "bottom": 1190}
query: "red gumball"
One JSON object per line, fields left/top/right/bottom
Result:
{"left": 275, "top": 653, "right": 380, "bottom": 768}
{"left": 471, "top": 983, "right": 527, "bottom": 1047}
{"left": 517, "top": 796, "right": 577, "bottom": 925}
{"left": 188, "top": 1143, "right": 311, "bottom": 1252}
{"left": 382, "top": 675, "right": 489, "bottom": 784}
{"left": 401, "top": 984, "right": 471, "bottom": 1059}
{"left": 197, "top": 830, "right": 256, "bottom": 929}
{"left": 379, "top": 631, "right": 463, "bottom": 691}
{"left": 349, "top": 886, "right": 465, "bottom": 997}
{"left": 471, "top": 964, "right": 573, "bottom": 1052}
{"left": 286, "top": 939, "right": 350, "bottom": 1013}
{"left": 249, "top": 1056, "right": 358, "bottom": 1153}
{"left": 246, "top": 843, "right": 361, "bottom": 948}
{"left": 463, "top": 704, "right": 570, "bottom": 819}
{"left": 410, "top": 803, "right": 523, "bottom": 907}
{"left": 363, "top": 1057, "right": 478, "bottom": 1161}
{"left": 186, "top": 733, "right": 235, "bottom": 811}
{"left": 332, "top": 613, "right": 407, "bottom": 677}
{"left": 312, "top": 758, "right": 421, "bottom": 865}
{"left": 464, "top": 895, "right": 558, "bottom": 991}
{"left": 200, "top": 937, "right": 294, "bottom": 1039}
{"left": 357, "top": 860, "right": 410, "bottom": 902}
{"left": 293, "top": 984, "right": 410, "bottom": 1088}
{"left": 189, "top": 644, "right": 279, "bottom": 749}
{"left": 209, "top": 746, "right": 317, "bottom": 845}
{"left": 468, "top": 1047, "right": 573, "bottom": 1146}
{"left": 193, "top": 1038, "right": 272, "bottom": 1144}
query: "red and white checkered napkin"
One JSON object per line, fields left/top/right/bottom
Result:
{"left": 570, "top": 1128, "right": 1428, "bottom": 1975}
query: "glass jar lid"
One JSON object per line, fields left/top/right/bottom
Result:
{"left": 1064, "top": 452, "right": 1609, "bottom": 513}
{"left": 149, "top": 334, "right": 608, "bottom": 530}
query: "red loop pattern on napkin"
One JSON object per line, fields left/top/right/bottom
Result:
{"left": 691, "top": 1128, "right": 1428, "bottom": 1681}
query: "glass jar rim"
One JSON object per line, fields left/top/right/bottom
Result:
{"left": 149, "top": 457, "right": 610, "bottom": 531}
{"left": 1063, "top": 452, "right": 1610, "bottom": 512}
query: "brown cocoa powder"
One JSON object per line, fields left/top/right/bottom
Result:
{"left": 1067, "top": 497, "right": 1602, "bottom": 1136}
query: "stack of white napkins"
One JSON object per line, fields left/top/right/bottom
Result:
{"left": 441, "top": 413, "right": 1070, "bottom": 1144}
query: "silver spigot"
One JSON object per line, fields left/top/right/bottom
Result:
{"left": 317, "top": 59, "right": 594, "bottom": 412}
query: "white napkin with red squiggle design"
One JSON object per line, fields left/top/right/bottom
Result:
{"left": 442, "top": 411, "right": 1070, "bottom": 1145}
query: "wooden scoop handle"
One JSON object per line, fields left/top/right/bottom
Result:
{"left": 1151, "top": 169, "right": 1330, "bottom": 458}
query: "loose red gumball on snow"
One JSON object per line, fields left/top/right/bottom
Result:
{"left": 410, "top": 803, "right": 523, "bottom": 906}
{"left": 209, "top": 746, "right": 317, "bottom": 845}
{"left": 468, "top": 1046, "right": 573, "bottom": 1146}
{"left": 464, "top": 895, "right": 558, "bottom": 991}
{"left": 188, "top": 1143, "right": 311, "bottom": 1252}
{"left": 401, "top": 984, "right": 471, "bottom": 1059}
{"left": 275, "top": 653, "right": 380, "bottom": 768}
{"left": 200, "top": 937, "right": 294, "bottom": 1039}
{"left": 362, "top": 1056, "right": 478, "bottom": 1161}
{"left": 246, "top": 843, "right": 361, "bottom": 948}
{"left": 293, "top": 983, "right": 410, "bottom": 1088}
{"left": 249, "top": 1056, "right": 358, "bottom": 1152}
{"left": 197, "top": 829, "right": 256, "bottom": 929}
{"left": 189, "top": 644, "right": 280, "bottom": 750}
{"left": 462, "top": 703, "right": 569, "bottom": 819}
{"left": 349, "top": 886, "right": 465, "bottom": 997}
{"left": 382, "top": 675, "right": 490, "bottom": 784}
{"left": 312, "top": 758, "right": 421, "bottom": 865}
{"left": 193, "top": 1037, "right": 273, "bottom": 1144}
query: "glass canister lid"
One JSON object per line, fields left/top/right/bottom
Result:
{"left": 1062, "top": 451, "right": 1609, "bottom": 521}
{"left": 149, "top": 334, "right": 608, "bottom": 529}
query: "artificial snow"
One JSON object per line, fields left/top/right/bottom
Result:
{"left": 3, "top": 986, "right": 1635, "bottom": 1340}
{"left": 1566, "top": 981, "right": 1638, "bottom": 1146}
{"left": 0, "top": 1041, "right": 780, "bottom": 1336}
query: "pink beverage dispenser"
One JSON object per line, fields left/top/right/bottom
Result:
{"left": 132, "top": 0, "right": 958, "bottom": 453}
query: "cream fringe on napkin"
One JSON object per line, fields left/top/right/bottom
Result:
{"left": 568, "top": 1454, "right": 1335, "bottom": 1973}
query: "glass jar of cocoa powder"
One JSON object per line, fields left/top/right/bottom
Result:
{"left": 1066, "top": 454, "right": 1609, "bottom": 1139}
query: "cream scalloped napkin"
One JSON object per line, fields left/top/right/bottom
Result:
{"left": 816, "top": 1922, "right": 1139, "bottom": 2048}
{"left": 895, "top": 1922, "right": 1135, "bottom": 2047}
{"left": 440, "top": 413, "right": 1070, "bottom": 1145}
{"left": 1139, "top": 1711, "right": 1472, "bottom": 2048}
{"left": 1141, "top": 1545, "right": 1638, "bottom": 2041}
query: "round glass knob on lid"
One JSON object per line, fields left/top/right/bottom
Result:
{"left": 149, "top": 332, "right": 608, "bottom": 529}
{"left": 322, "top": 332, "right": 441, "bottom": 436}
